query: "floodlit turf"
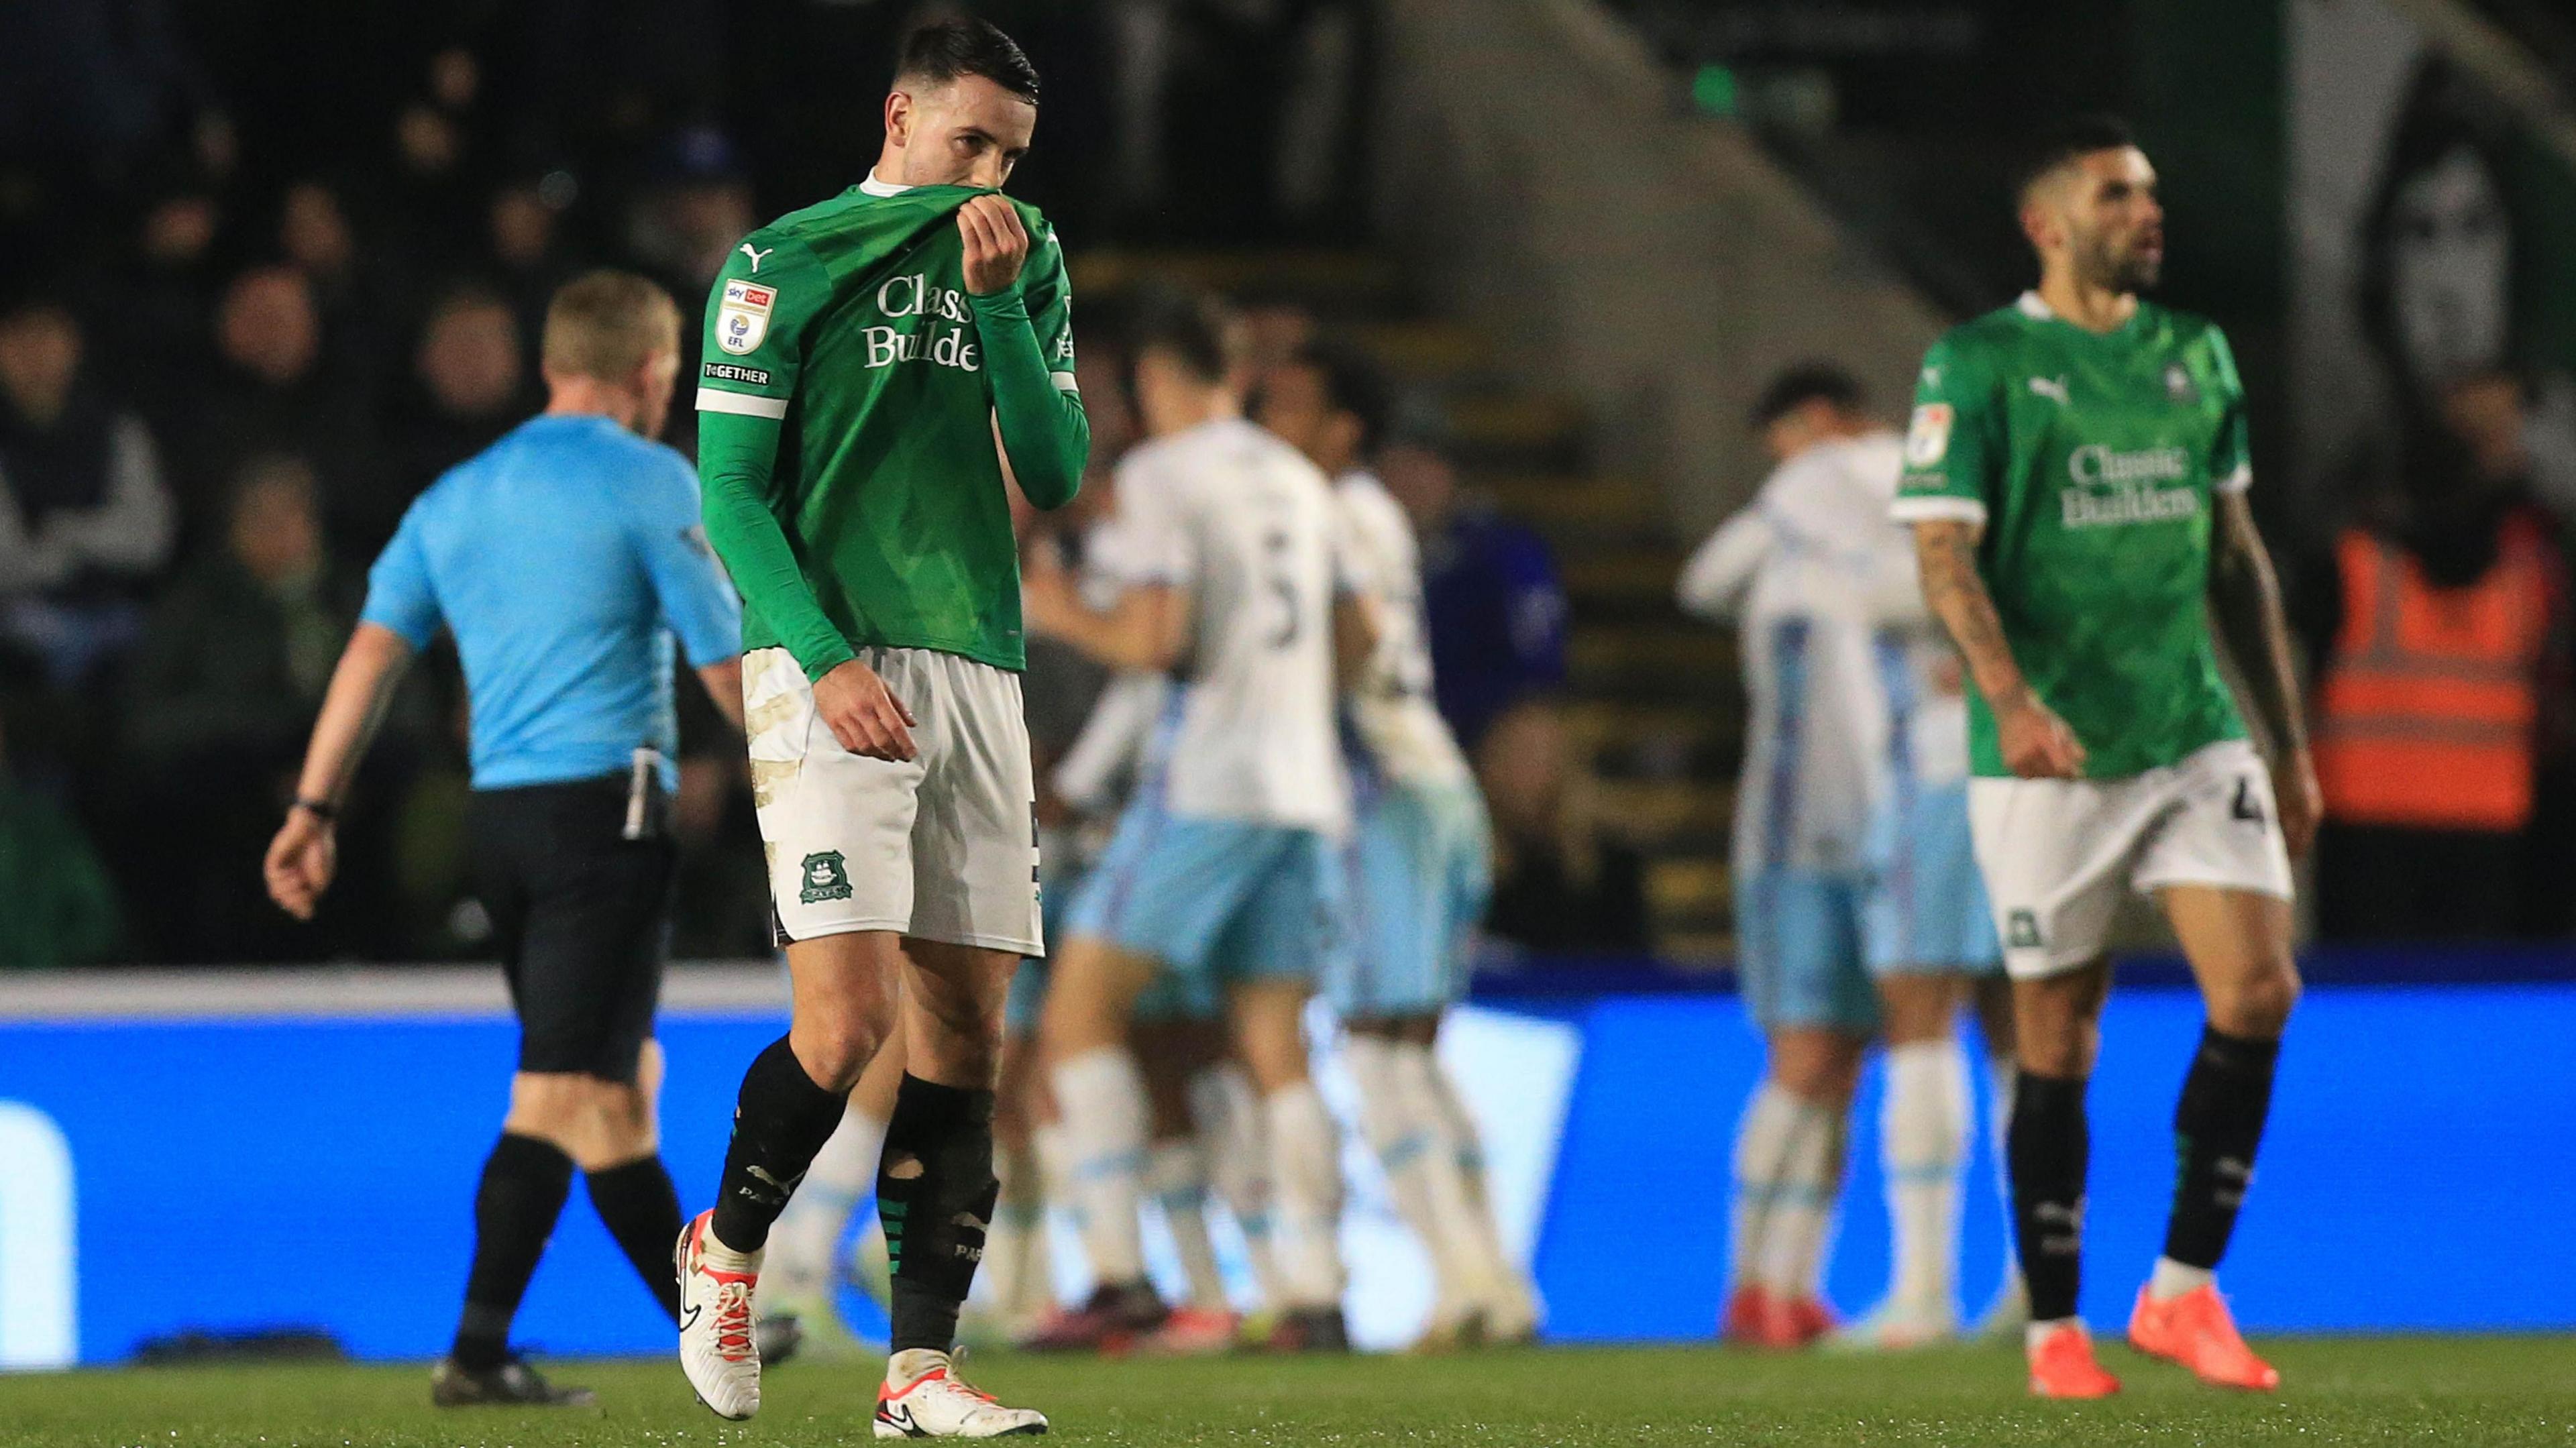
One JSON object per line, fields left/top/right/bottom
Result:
{"left": 2, "top": 1337, "right": 2572, "bottom": 1447}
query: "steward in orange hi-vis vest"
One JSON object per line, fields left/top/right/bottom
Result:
{"left": 2313, "top": 520, "right": 2555, "bottom": 830}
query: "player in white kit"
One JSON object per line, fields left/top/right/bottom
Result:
{"left": 1257, "top": 339, "right": 1538, "bottom": 1350}
{"left": 1024, "top": 292, "right": 1366, "bottom": 1352}
{"left": 1680, "top": 364, "right": 2004, "bottom": 1349}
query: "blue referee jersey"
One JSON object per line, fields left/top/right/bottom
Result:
{"left": 361, "top": 412, "right": 742, "bottom": 791}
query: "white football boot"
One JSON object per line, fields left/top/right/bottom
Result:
{"left": 874, "top": 1349, "right": 1049, "bottom": 1438}
{"left": 1826, "top": 1296, "right": 1958, "bottom": 1352}
{"left": 676, "top": 1209, "right": 763, "bottom": 1420}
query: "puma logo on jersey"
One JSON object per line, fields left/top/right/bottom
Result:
{"left": 2027, "top": 375, "right": 2071, "bottom": 405}
{"left": 739, "top": 243, "right": 773, "bottom": 272}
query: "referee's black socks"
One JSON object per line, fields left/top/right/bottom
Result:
{"left": 2163, "top": 1025, "right": 2281, "bottom": 1272}
{"left": 2006, "top": 1071, "right": 2090, "bottom": 1323}
{"left": 452, "top": 1132, "right": 575, "bottom": 1370}
{"left": 710, "top": 1035, "right": 851, "bottom": 1253}
{"left": 877, "top": 1074, "right": 1000, "bottom": 1353}
{"left": 586, "top": 1154, "right": 685, "bottom": 1321}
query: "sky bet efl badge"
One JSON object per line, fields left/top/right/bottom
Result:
{"left": 717, "top": 279, "right": 775, "bottom": 355}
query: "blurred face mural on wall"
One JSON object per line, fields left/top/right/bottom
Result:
{"left": 2385, "top": 145, "right": 2510, "bottom": 392}
{"left": 2357, "top": 59, "right": 2523, "bottom": 410}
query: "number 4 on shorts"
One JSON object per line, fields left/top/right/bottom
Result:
{"left": 2231, "top": 777, "right": 2266, "bottom": 826}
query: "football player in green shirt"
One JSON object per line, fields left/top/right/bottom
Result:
{"left": 1891, "top": 117, "right": 2316, "bottom": 1400}
{"left": 675, "top": 19, "right": 1079, "bottom": 1436}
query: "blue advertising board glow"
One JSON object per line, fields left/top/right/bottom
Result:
{"left": 0, "top": 983, "right": 2567, "bottom": 1364}
{"left": 1533, "top": 985, "right": 2576, "bottom": 1338}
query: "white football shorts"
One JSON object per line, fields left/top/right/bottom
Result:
{"left": 744, "top": 645, "right": 1042, "bottom": 955}
{"left": 1968, "top": 738, "right": 2292, "bottom": 980}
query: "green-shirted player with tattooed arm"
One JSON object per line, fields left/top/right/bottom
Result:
{"left": 1890, "top": 117, "right": 2317, "bottom": 1402}
{"left": 676, "top": 18, "right": 1083, "bottom": 1437}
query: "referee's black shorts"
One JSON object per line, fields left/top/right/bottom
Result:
{"left": 467, "top": 774, "right": 678, "bottom": 1082}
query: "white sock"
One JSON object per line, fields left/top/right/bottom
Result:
{"left": 1730, "top": 1082, "right": 1804, "bottom": 1289}
{"left": 1191, "top": 1065, "right": 1288, "bottom": 1309}
{"left": 2026, "top": 1318, "right": 2081, "bottom": 1351}
{"left": 2149, "top": 1256, "right": 2216, "bottom": 1302}
{"left": 1051, "top": 1048, "right": 1152, "bottom": 1286}
{"left": 1264, "top": 1080, "right": 1346, "bottom": 1309}
{"left": 981, "top": 1137, "right": 1046, "bottom": 1318}
{"left": 1393, "top": 1040, "right": 1515, "bottom": 1317}
{"left": 1757, "top": 1091, "right": 1847, "bottom": 1302}
{"left": 1419, "top": 1051, "right": 1536, "bottom": 1320}
{"left": 1882, "top": 1039, "right": 1971, "bottom": 1313}
{"left": 1986, "top": 1055, "right": 2026, "bottom": 1310}
{"left": 885, "top": 1345, "right": 949, "bottom": 1386}
{"left": 1344, "top": 1036, "right": 1474, "bottom": 1315}
{"left": 1145, "top": 1137, "right": 1230, "bottom": 1311}
{"left": 1032, "top": 1120, "right": 1079, "bottom": 1304}
{"left": 761, "top": 1101, "right": 885, "bottom": 1304}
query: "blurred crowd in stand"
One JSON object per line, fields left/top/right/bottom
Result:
{"left": 0, "top": 0, "right": 1375, "bottom": 965}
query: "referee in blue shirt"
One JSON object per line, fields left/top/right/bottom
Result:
{"left": 266, "top": 271, "right": 745, "bottom": 1406}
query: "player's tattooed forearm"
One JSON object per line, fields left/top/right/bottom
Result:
{"left": 1914, "top": 522, "right": 2028, "bottom": 710}
{"left": 2207, "top": 493, "right": 2310, "bottom": 755}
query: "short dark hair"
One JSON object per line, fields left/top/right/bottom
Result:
{"left": 1288, "top": 337, "right": 1395, "bottom": 457}
{"left": 1130, "top": 288, "right": 1235, "bottom": 386}
{"left": 895, "top": 17, "right": 1040, "bottom": 105}
{"left": 2016, "top": 113, "right": 2139, "bottom": 201}
{"left": 1750, "top": 362, "right": 1864, "bottom": 429}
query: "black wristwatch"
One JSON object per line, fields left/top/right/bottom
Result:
{"left": 292, "top": 797, "right": 340, "bottom": 822}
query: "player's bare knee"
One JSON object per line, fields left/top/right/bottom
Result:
{"left": 2210, "top": 962, "right": 2300, "bottom": 1040}
{"left": 2017, "top": 1017, "right": 2100, "bottom": 1078}
{"left": 1878, "top": 975, "right": 1960, "bottom": 1045}
{"left": 791, "top": 1008, "right": 886, "bottom": 1092}
{"left": 1232, "top": 1015, "right": 1311, "bottom": 1096}
{"left": 504, "top": 1072, "right": 586, "bottom": 1143}
{"left": 553, "top": 1078, "right": 655, "bottom": 1168}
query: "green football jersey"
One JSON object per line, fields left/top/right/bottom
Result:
{"left": 695, "top": 181, "right": 1080, "bottom": 675}
{"left": 1890, "top": 292, "right": 2250, "bottom": 779}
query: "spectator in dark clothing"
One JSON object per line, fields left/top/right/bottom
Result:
{"left": 99, "top": 164, "right": 227, "bottom": 419}
{"left": 0, "top": 294, "right": 176, "bottom": 697}
{"left": 368, "top": 285, "right": 527, "bottom": 554}
{"left": 276, "top": 176, "right": 401, "bottom": 387}
{"left": 0, "top": 716, "right": 120, "bottom": 968}
{"left": 484, "top": 178, "right": 583, "bottom": 366}
{"left": 125, "top": 454, "right": 412, "bottom": 962}
{"left": 174, "top": 264, "right": 375, "bottom": 544}
{"left": 1375, "top": 433, "right": 1646, "bottom": 954}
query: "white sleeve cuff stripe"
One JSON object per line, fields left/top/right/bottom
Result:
{"left": 1051, "top": 371, "right": 1079, "bottom": 392}
{"left": 696, "top": 388, "right": 788, "bottom": 419}
{"left": 2214, "top": 463, "right": 2253, "bottom": 494}
{"left": 1889, "top": 496, "right": 1989, "bottom": 524}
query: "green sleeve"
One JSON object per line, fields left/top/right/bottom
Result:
{"left": 696, "top": 233, "right": 857, "bottom": 681}
{"left": 2204, "top": 326, "right": 2253, "bottom": 494}
{"left": 973, "top": 211, "right": 1087, "bottom": 511}
{"left": 1890, "top": 334, "right": 2000, "bottom": 525}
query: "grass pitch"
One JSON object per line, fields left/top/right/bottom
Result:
{"left": 3, "top": 1337, "right": 2571, "bottom": 1447}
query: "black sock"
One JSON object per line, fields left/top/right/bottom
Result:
{"left": 451, "top": 1133, "right": 575, "bottom": 1370}
{"left": 2163, "top": 1025, "right": 2282, "bottom": 1270}
{"left": 710, "top": 1036, "right": 852, "bottom": 1252}
{"left": 878, "top": 1074, "right": 999, "bottom": 1354}
{"left": 2007, "top": 1071, "right": 2090, "bottom": 1324}
{"left": 586, "top": 1154, "right": 686, "bottom": 1323}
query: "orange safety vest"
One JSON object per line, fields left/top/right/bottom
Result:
{"left": 2313, "top": 524, "right": 2549, "bottom": 830}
